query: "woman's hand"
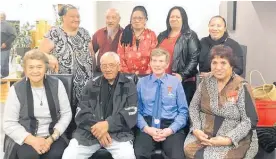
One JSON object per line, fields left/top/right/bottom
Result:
{"left": 193, "top": 129, "right": 210, "bottom": 144}
{"left": 24, "top": 135, "right": 49, "bottom": 154}
{"left": 47, "top": 54, "right": 59, "bottom": 73}
{"left": 209, "top": 136, "right": 232, "bottom": 146}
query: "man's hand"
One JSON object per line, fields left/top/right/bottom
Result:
{"left": 91, "top": 121, "right": 109, "bottom": 139}
{"left": 1, "top": 43, "right": 7, "bottom": 49}
{"left": 143, "top": 126, "right": 161, "bottom": 138}
{"left": 158, "top": 128, "right": 173, "bottom": 138}
{"left": 98, "top": 132, "right": 112, "bottom": 147}
{"left": 172, "top": 73, "right": 182, "bottom": 81}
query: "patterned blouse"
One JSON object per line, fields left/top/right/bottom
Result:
{"left": 44, "top": 26, "right": 94, "bottom": 107}
{"left": 117, "top": 29, "right": 157, "bottom": 75}
{"left": 184, "top": 74, "right": 258, "bottom": 159}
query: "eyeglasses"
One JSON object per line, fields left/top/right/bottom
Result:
{"left": 131, "top": 16, "right": 145, "bottom": 21}
{"left": 100, "top": 63, "right": 118, "bottom": 70}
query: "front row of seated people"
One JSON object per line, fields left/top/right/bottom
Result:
{"left": 3, "top": 46, "right": 258, "bottom": 159}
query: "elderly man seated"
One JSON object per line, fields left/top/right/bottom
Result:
{"left": 62, "top": 52, "right": 137, "bottom": 159}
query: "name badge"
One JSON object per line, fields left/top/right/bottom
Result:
{"left": 154, "top": 118, "right": 160, "bottom": 124}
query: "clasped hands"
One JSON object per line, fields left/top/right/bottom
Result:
{"left": 24, "top": 135, "right": 53, "bottom": 155}
{"left": 193, "top": 129, "right": 232, "bottom": 146}
{"left": 143, "top": 126, "right": 173, "bottom": 142}
{"left": 91, "top": 121, "right": 112, "bottom": 147}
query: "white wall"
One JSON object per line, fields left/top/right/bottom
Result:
{"left": 96, "top": 1, "right": 220, "bottom": 39}
{"left": 220, "top": 1, "right": 276, "bottom": 85}
{"left": 0, "top": 0, "right": 96, "bottom": 36}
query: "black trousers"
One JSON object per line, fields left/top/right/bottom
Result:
{"left": 134, "top": 117, "right": 187, "bottom": 159}
{"left": 182, "top": 80, "right": 196, "bottom": 106}
{"left": 16, "top": 137, "right": 67, "bottom": 159}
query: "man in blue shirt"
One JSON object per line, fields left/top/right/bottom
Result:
{"left": 134, "top": 48, "right": 189, "bottom": 159}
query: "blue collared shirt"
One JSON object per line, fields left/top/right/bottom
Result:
{"left": 137, "top": 74, "right": 189, "bottom": 133}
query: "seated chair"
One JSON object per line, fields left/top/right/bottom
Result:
{"left": 49, "top": 74, "right": 75, "bottom": 139}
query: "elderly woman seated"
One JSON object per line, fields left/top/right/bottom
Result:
{"left": 184, "top": 45, "right": 258, "bottom": 159}
{"left": 3, "top": 49, "right": 72, "bottom": 159}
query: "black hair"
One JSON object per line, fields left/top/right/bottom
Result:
{"left": 164, "top": 6, "right": 190, "bottom": 38}
{"left": 58, "top": 4, "right": 77, "bottom": 17}
{"left": 210, "top": 44, "right": 237, "bottom": 67}
{"left": 209, "top": 15, "right": 228, "bottom": 34}
{"left": 120, "top": 6, "right": 148, "bottom": 47}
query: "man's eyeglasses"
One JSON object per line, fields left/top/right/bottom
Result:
{"left": 100, "top": 63, "right": 118, "bottom": 69}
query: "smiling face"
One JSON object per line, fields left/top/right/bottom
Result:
{"left": 208, "top": 17, "right": 227, "bottom": 40}
{"left": 169, "top": 9, "right": 183, "bottom": 30}
{"left": 100, "top": 55, "right": 120, "bottom": 81}
{"left": 150, "top": 55, "right": 169, "bottom": 77}
{"left": 131, "top": 10, "right": 147, "bottom": 30}
{"left": 63, "top": 8, "right": 80, "bottom": 30}
{"left": 24, "top": 59, "right": 47, "bottom": 84}
{"left": 211, "top": 56, "right": 233, "bottom": 81}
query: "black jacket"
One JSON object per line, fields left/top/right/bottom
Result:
{"left": 73, "top": 73, "right": 138, "bottom": 146}
{"left": 199, "top": 36, "right": 244, "bottom": 75}
{"left": 157, "top": 30, "right": 200, "bottom": 79}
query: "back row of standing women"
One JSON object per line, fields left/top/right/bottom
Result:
{"left": 38, "top": 4, "right": 244, "bottom": 117}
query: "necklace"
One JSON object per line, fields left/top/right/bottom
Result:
{"left": 33, "top": 88, "right": 45, "bottom": 106}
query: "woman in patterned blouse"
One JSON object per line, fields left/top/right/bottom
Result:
{"left": 38, "top": 4, "right": 94, "bottom": 136}
{"left": 184, "top": 45, "right": 258, "bottom": 159}
{"left": 117, "top": 6, "right": 157, "bottom": 75}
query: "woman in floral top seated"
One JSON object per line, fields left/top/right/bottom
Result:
{"left": 117, "top": 5, "right": 157, "bottom": 75}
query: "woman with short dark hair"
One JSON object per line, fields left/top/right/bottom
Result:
{"left": 184, "top": 45, "right": 258, "bottom": 159}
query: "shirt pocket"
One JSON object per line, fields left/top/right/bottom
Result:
{"left": 162, "top": 95, "right": 177, "bottom": 112}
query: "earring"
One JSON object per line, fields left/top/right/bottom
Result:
{"left": 25, "top": 77, "right": 28, "bottom": 81}
{"left": 44, "top": 74, "right": 47, "bottom": 79}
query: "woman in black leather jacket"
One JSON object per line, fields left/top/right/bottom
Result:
{"left": 157, "top": 6, "right": 200, "bottom": 105}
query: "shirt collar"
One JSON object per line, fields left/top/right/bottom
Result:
{"left": 149, "top": 73, "right": 168, "bottom": 84}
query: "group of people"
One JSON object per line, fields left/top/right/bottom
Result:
{"left": 2, "top": 4, "right": 259, "bottom": 159}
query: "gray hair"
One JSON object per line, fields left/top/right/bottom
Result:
{"left": 0, "top": 12, "right": 6, "bottom": 20}
{"left": 105, "top": 8, "right": 120, "bottom": 18}
{"left": 23, "top": 49, "right": 49, "bottom": 69}
{"left": 100, "top": 52, "right": 120, "bottom": 64}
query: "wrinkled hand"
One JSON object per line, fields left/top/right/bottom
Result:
{"left": 193, "top": 129, "right": 210, "bottom": 145}
{"left": 91, "top": 121, "right": 109, "bottom": 139}
{"left": 208, "top": 136, "right": 232, "bottom": 146}
{"left": 143, "top": 126, "right": 162, "bottom": 138}
{"left": 1, "top": 43, "right": 7, "bottom": 49}
{"left": 48, "top": 54, "right": 59, "bottom": 73}
{"left": 172, "top": 73, "right": 182, "bottom": 81}
{"left": 153, "top": 128, "right": 173, "bottom": 142}
{"left": 98, "top": 132, "right": 112, "bottom": 147}
{"left": 24, "top": 135, "right": 49, "bottom": 154}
